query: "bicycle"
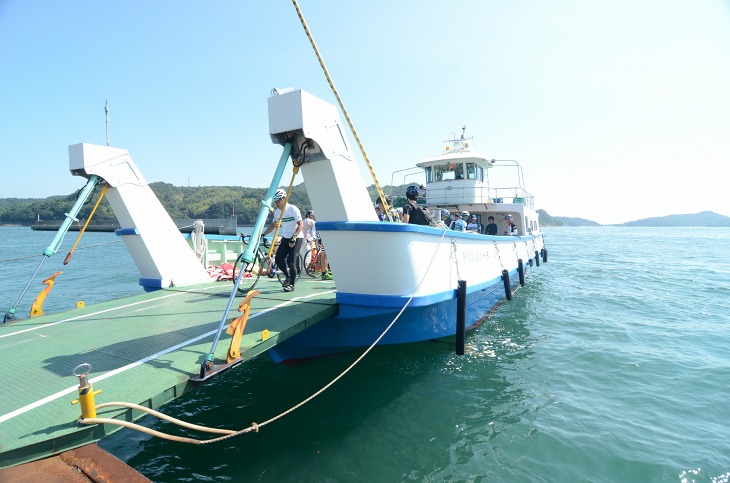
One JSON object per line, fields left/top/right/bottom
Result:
{"left": 303, "top": 243, "right": 321, "bottom": 277}
{"left": 232, "top": 235, "right": 269, "bottom": 294}
{"left": 272, "top": 252, "right": 303, "bottom": 285}
{"left": 232, "top": 235, "right": 302, "bottom": 293}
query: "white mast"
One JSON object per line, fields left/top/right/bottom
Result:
{"left": 105, "top": 99, "right": 109, "bottom": 146}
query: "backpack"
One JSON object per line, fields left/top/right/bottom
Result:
{"left": 420, "top": 206, "right": 438, "bottom": 227}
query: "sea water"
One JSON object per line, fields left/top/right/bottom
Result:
{"left": 1, "top": 226, "right": 729, "bottom": 482}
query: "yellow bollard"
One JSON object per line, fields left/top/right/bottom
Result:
{"left": 77, "top": 301, "right": 86, "bottom": 309}
{"left": 261, "top": 329, "right": 270, "bottom": 341}
{"left": 30, "top": 271, "right": 63, "bottom": 317}
{"left": 70, "top": 363, "right": 102, "bottom": 419}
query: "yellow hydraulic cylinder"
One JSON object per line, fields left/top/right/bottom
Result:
{"left": 71, "top": 363, "right": 102, "bottom": 419}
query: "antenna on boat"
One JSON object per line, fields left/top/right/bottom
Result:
{"left": 461, "top": 125, "right": 466, "bottom": 140}
{"left": 105, "top": 99, "right": 109, "bottom": 146}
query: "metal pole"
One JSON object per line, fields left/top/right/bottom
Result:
{"left": 199, "top": 143, "right": 292, "bottom": 375}
{"left": 105, "top": 100, "right": 109, "bottom": 146}
{"left": 4, "top": 176, "right": 100, "bottom": 322}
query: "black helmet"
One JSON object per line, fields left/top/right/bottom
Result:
{"left": 405, "top": 185, "right": 420, "bottom": 200}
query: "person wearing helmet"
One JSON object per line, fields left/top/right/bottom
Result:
{"left": 440, "top": 208, "right": 451, "bottom": 228}
{"left": 374, "top": 197, "right": 386, "bottom": 221}
{"left": 485, "top": 215, "right": 498, "bottom": 236}
{"left": 503, "top": 214, "right": 518, "bottom": 236}
{"left": 262, "top": 189, "right": 304, "bottom": 292}
{"left": 451, "top": 212, "right": 467, "bottom": 232}
{"left": 302, "top": 210, "right": 317, "bottom": 251}
{"left": 466, "top": 214, "right": 481, "bottom": 233}
{"left": 401, "top": 185, "right": 430, "bottom": 226}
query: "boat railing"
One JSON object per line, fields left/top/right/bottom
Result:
{"left": 424, "top": 185, "right": 534, "bottom": 210}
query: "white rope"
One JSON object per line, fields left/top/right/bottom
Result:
{"left": 450, "top": 240, "right": 461, "bottom": 281}
{"left": 493, "top": 241, "right": 505, "bottom": 270}
{"left": 79, "top": 228, "right": 451, "bottom": 444}
{"left": 198, "top": 226, "right": 451, "bottom": 444}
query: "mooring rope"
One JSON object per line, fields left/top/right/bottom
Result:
{"left": 493, "top": 241, "right": 505, "bottom": 271}
{"left": 291, "top": 0, "right": 394, "bottom": 222}
{"left": 80, "top": 227, "right": 450, "bottom": 444}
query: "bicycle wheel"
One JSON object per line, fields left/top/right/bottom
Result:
{"left": 304, "top": 249, "right": 318, "bottom": 277}
{"left": 277, "top": 254, "right": 303, "bottom": 284}
{"left": 234, "top": 251, "right": 261, "bottom": 294}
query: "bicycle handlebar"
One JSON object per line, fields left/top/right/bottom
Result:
{"left": 242, "top": 234, "right": 270, "bottom": 248}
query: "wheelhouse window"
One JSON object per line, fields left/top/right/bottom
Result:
{"left": 466, "top": 163, "right": 483, "bottom": 181}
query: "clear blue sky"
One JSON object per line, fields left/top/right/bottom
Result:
{"left": 1, "top": 1, "right": 729, "bottom": 224}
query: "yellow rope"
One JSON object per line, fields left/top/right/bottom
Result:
{"left": 291, "top": 0, "right": 395, "bottom": 222}
{"left": 63, "top": 184, "right": 109, "bottom": 265}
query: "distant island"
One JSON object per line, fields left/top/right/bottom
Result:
{"left": 539, "top": 209, "right": 730, "bottom": 227}
{"left": 1, "top": 183, "right": 729, "bottom": 228}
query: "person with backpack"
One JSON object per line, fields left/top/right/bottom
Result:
{"left": 401, "top": 185, "right": 430, "bottom": 226}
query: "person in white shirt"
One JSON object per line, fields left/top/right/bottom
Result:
{"left": 302, "top": 210, "right": 317, "bottom": 251}
{"left": 503, "top": 214, "right": 518, "bottom": 236}
{"left": 262, "top": 189, "right": 304, "bottom": 292}
{"left": 466, "top": 214, "right": 481, "bottom": 233}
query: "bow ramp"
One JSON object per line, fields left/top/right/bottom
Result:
{"left": 268, "top": 89, "right": 377, "bottom": 223}
{"left": 69, "top": 143, "right": 212, "bottom": 289}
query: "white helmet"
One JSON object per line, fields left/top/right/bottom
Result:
{"left": 461, "top": 211, "right": 470, "bottom": 217}
{"left": 273, "top": 189, "right": 287, "bottom": 201}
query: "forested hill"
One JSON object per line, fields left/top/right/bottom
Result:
{"left": 537, "top": 209, "right": 730, "bottom": 227}
{"left": 2, "top": 185, "right": 727, "bottom": 227}
{"left": 1, "top": 182, "right": 363, "bottom": 225}
{"left": 537, "top": 210, "right": 600, "bottom": 227}
{"left": 616, "top": 211, "right": 730, "bottom": 227}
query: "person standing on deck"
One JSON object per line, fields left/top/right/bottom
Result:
{"left": 485, "top": 216, "right": 498, "bottom": 236}
{"left": 401, "top": 185, "right": 429, "bottom": 225}
{"left": 262, "top": 189, "right": 304, "bottom": 292}
{"left": 302, "top": 210, "right": 317, "bottom": 253}
{"left": 451, "top": 212, "right": 467, "bottom": 231}
{"left": 503, "top": 214, "right": 518, "bottom": 236}
{"left": 440, "top": 208, "right": 451, "bottom": 228}
{"left": 466, "top": 214, "right": 481, "bottom": 233}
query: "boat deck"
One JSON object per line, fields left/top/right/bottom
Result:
{"left": 0, "top": 276, "right": 337, "bottom": 469}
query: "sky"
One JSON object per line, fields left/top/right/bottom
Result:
{"left": 1, "top": 1, "right": 729, "bottom": 225}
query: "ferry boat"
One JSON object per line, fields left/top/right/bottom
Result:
{"left": 0, "top": 88, "right": 547, "bottom": 471}
{"left": 264, "top": 89, "right": 547, "bottom": 362}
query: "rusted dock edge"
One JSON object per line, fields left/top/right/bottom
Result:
{"left": 0, "top": 444, "right": 150, "bottom": 482}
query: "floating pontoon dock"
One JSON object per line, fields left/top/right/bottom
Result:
{"left": 0, "top": 277, "right": 337, "bottom": 469}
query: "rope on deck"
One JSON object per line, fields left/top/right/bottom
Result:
{"left": 79, "top": 227, "right": 450, "bottom": 444}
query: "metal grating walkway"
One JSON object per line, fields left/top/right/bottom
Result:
{"left": 0, "top": 276, "right": 337, "bottom": 468}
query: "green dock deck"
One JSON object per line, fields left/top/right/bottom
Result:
{"left": 0, "top": 276, "right": 337, "bottom": 469}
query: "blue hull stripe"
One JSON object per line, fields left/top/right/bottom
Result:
{"left": 268, "top": 270, "right": 524, "bottom": 362}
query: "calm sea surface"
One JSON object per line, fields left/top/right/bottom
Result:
{"left": 1, "top": 226, "right": 729, "bottom": 482}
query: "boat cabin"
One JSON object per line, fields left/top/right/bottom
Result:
{"left": 402, "top": 133, "right": 541, "bottom": 236}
